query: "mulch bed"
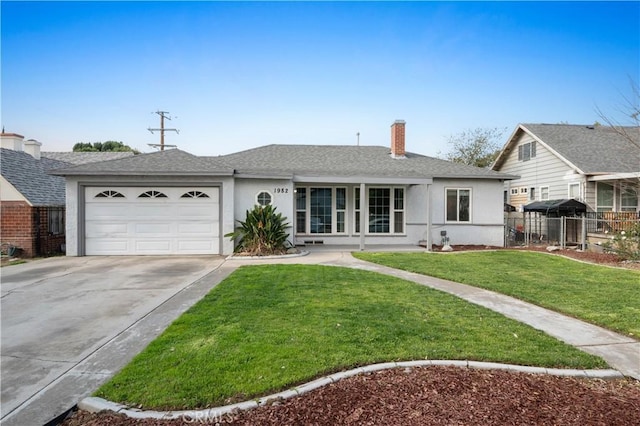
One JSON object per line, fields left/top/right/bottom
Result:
{"left": 62, "top": 367, "right": 640, "bottom": 426}
{"left": 60, "top": 247, "right": 640, "bottom": 426}
{"left": 436, "top": 245, "right": 640, "bottom": 270}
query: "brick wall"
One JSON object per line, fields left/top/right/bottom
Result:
{"left": 0, "top": 201, "right": 66, "bottom": 257}
{"left": 35, "top": 207, "right": 66, "bottom": 256}
{"left": 1, "top": 201, "right": 36, "bottom": 257}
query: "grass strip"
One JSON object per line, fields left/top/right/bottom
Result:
{"left": 353, "top": 250, "right": 640, "bottom": 337}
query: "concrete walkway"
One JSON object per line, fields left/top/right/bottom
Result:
{"left": 3, "top": 249, "right": 639, "bottom": 425}
{"left": 327, "top": 253, "right": 640, "bottom": 380}
{"left": 1, "top": 256, "right": 231, "bottom": 426}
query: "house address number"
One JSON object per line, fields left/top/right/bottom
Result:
{"left": 274, "top": 188, "right": 289, "bottom": 194}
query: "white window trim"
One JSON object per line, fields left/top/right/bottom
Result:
{"left": 296, "top": 186, "right": 347, "bottom": 235}
{"left": 568, "top": 182, "right": 581, "bottom": 200}
{"left": 351, "top": 186, "right": 406, "bottom": 235}
{"left": 620, "top": 185, "right": 638, "bottom": 211}
{"left": 510, "top": 188, "right": 518, "bottom": 195}
{"left": 445, "top": 187, "right": 472, "bottom": 223}
{"left": 540, "top": 186, "right": 549, "bottom": 201}
{"left": 596, "top": 182, "right": 614, "bottom": 211}
{"left": 366, "top": 187, "right": 406, "bottom": 235}
{"left": 255, "top": 190, "right": 273, "bottom": 206}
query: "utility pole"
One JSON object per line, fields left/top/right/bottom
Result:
{"left": 148, "top": 111, "right": 179, "bottom": 151}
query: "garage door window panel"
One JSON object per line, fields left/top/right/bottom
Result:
{"left": 95, "top": 190, "right": 125, "bottom": 198}
{"left": 139, "top": 190, "right": 168, "bottom": 198}
{"left": 181, "top": 191, "right": 210, "bottom": 198}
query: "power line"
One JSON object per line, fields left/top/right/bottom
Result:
{"left": 147, "top": 111, "right": 179, "bottom": 151}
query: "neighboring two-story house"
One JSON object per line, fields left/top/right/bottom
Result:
{"left": 492, "top": 123, "right": 640, "bottom": 215}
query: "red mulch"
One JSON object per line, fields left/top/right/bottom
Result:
{"left": 61, "top": 247, "right": 640, "bottom": 426}
{"left": 61, "top": 367, "right": 640, "bottom": 426}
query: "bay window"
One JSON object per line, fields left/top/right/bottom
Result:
{"left": 296, "top": 187, "right": 346, "bottom": 234}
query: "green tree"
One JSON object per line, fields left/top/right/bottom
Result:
{"left": 72, "top": 141, "right": 139, "bottom": 154}
{"left": 441, "top": 127, "right": 506, "bottom": 168}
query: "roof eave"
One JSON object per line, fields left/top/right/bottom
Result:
{"left": 50, "top": 170, "right": 235, "bottom": 177}
{"left": 293, "top": 175, "right": 433, "bottom": 185}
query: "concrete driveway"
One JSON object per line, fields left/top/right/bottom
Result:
{"left": 1, "top": 255, "right": 227, "bottom": 425}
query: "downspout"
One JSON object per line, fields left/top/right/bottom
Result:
{"left": 33, "top": 208, "right": 41, "bottom": 257}
{"left": 426, "top": 183, "right": 432, "bottom": 251}
{"left": 359, "top": 183, "right": 366, "bottom": 251}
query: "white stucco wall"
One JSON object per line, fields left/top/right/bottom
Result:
{"left": 0, "top": 176, "right": 28, "bottom": 202}
{"left": 430, "top": 178, "right": 505, "bottom": 247}
{"left": 65, "top": 179, "right": 79, "bottom": 255}
{"left": 233, "top": 178, "right": 295, "bottom": 246}
{"left": 63, "top": 174, "right": 506, "bottom": 255}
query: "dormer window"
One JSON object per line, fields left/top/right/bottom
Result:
{"left": 518, "top": 141, "right": 536, "bottom": 162}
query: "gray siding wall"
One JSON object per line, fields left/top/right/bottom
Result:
{"left": 499, "top": 132, "right": 589, "bottom": 210}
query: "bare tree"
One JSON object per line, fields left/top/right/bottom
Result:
{"left": 440, "top": 127, "right": 506, "bottom": 168}
{"left": 595, "top": 77, "right": 640, "bottom": 149}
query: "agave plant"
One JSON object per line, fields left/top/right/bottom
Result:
{"left": 225, "top": 204, "right": 291, "bottom": 255}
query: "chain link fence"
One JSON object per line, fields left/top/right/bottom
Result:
{"left": 505, "top": 213, "right": 639, "bottom": 249}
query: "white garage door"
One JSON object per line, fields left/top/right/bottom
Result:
{"left": 85, "top": 187, "right": 220, "bottom": 255}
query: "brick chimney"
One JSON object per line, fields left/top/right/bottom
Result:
{"left": 390, "top": 120, "right": 406, "bottom": 158}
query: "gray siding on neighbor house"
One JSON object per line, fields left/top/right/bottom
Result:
{"left": 499, "top": 132, "right": 583, "bottom": 210}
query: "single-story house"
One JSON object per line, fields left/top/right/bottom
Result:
{"left": 51, "top": 120, "right": 517, "bottom": 256}
{"left": 1, "top": 132, "right": 133, "bottom": 257}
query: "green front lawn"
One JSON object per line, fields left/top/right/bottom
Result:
{"left": 96, "top": 264, "right": 606, "bottom": 410}
{"left": 354, "top": 250, "right": 640, "bottom": 338}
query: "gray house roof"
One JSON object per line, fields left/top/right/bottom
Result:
{"left": 42, "top": 151, "right": 134, "bottom": 164}
{"left": 1, "top": 150, "right": 141, "bottom": 207}
{"left": 493, "top": 123, "right": 640, "bottom": 174}
{"left": 53, "top": 144, "right": 516, "bottom": 181}
{"left": 215, "top": 145, "right": 515, "bottom": 180}
{"left": 51, "top": 149, "right": 234, "bottom": 176}
{"left": 1, "top": 148, "right": 71, "bottom": 206}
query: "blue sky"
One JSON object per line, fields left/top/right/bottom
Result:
{"left": 2, "top": 1, "right": 638, "bottom": 156}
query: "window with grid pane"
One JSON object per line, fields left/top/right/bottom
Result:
{"left": 368, "top": 188, "right": 390, "bottom": 233}
{"left": 296, "top": 188, "right": 306, "bottom": 233}
{"left": 310, "top": 188, "right": 332, "bottom": 234}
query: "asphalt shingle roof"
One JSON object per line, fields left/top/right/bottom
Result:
{"left": 215, "top": 145, "right": 514, "bottom": 179}
{"left": 53, "top": 145, "right": 515, "bottom": 180}
{"left": 1, "top": 148, "right": 71, "bottom": 206}
{"left": 42, "top": 151, "right": 134, "bottom": 164}
{"left": 51, "top": 149, "right": 234, "bottom": 176}
{"left": 521, "top": 124, "right": 640, "bottom": 174}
